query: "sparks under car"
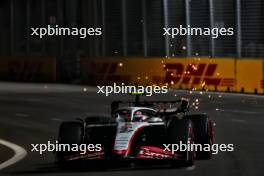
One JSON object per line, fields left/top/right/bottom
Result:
{"left": 55, "top": 96, "right": 214, "bottom": 168}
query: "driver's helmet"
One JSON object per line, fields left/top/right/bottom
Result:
{"left": 133, "top": 111, "right": 148, "bottom": 122}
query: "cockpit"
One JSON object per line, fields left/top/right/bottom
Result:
{"left": 115, "top": 108, "right": 162, "bottom": 122}
{"left": 114, "top": 108, "right": 158, "bottom": 122}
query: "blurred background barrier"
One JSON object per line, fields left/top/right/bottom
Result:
{"left": 0, "top": 0, "right": 263, "bottom": 93}
{"left": 0, "top": 57, "right": 56, "bottom": 82}
{"left": 80, "top": 57, "right": 264, "bottom": 94}
{"left": 0, "top": 0, "right": 264, "bottom": 86}
{"left": 236, "top": 60, "right": 264, "bottom": 94}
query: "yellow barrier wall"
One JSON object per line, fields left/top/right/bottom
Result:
{"left": 0, "top": 57, "right": 56, "bottom": 82}
{"left": 81, "top": 57, "right": 264, "bottom": 94}
{"left": 236, "top": 60, "right": 264, "bottom": 94}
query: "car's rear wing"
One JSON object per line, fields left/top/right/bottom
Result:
{"left": 111, "top": 94, "right": 189, "bottom": 115}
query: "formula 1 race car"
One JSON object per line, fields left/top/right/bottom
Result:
{"left": 55, "top": 95, "right": 214, "bottom": 168}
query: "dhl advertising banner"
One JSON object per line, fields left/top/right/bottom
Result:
{"left": 236, "top": 60, "right": 264, "bottom": 94}
{"left": 81, "top": 57, "right": 264, "bottom": 94}
{"left": 0, "top": 57, "right": 56, "bottom": 82}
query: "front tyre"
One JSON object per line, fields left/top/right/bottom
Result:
{"left": 167, "top": 118, "right": 195, "bottom": 167}
{"left": 56, "top": 121, "right": 84, "bottom": 166}
{"left": 184, "top": 114, "right": 213, "bottom": 159}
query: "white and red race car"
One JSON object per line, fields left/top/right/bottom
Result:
{"left": 56, "top": 97, "right": 213, "bottom": 168}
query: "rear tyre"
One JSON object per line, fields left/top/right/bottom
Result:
{"left": 167, "top": 118, "right": 195, "bottom": 167}
{"left": 184, "top": 114, "right": 213, "bottom": 159}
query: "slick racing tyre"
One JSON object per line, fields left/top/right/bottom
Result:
{"left": 167, "top": 118, "right": 195, "bottom": 167}
{"left": 56, "top": 121, "right": 84, "bottom": 165}
{"left": 184, "top": 114, "right": 213, "bottom": 159}
{"left": 59, "top": 121, "right": 84, "bottom": 144}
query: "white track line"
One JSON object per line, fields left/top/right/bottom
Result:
{"left": 0, "top": 139, "right": 27, "bottom": 170}
{"left": 15, "top": 113, "right": 30, "bottom": 117}
{"left": 186, "top": 165, "right": 196, "bottom": 171}
{"left": 231, "top": 119, "right": 247, "bottom": 123}
{"left": 51, "top": 118, "right": 64, "bottom": 122}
